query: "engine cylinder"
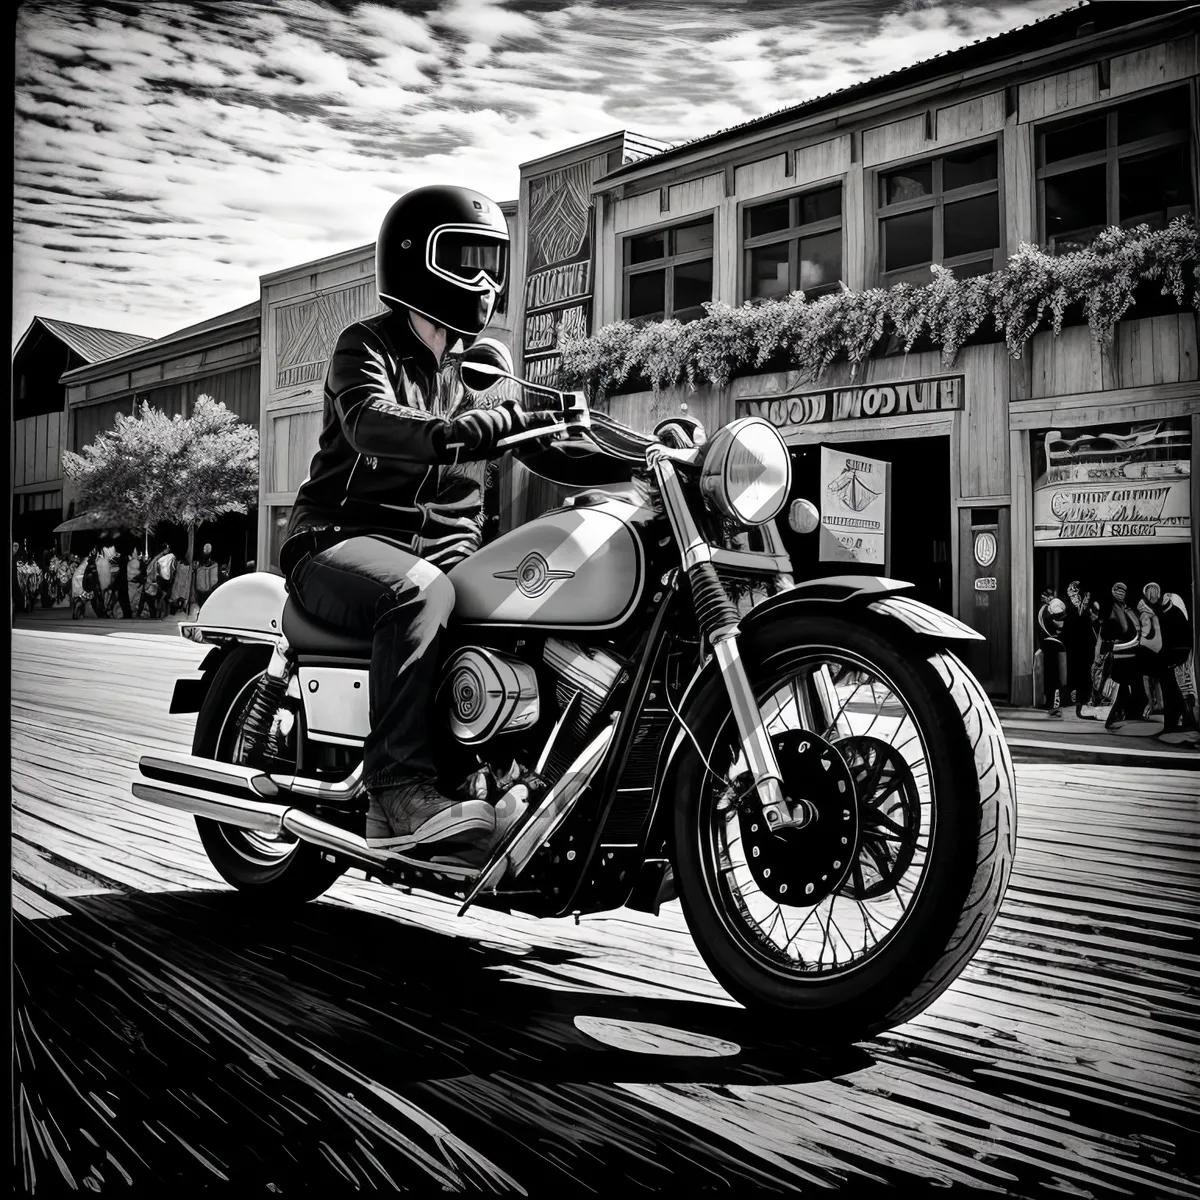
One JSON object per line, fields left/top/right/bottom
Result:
{"left": 440, "top": 648, "right": 539, "bottom": 745}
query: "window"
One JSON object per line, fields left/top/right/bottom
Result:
{"left": 743, "top": 184, "right": 842, "bottom": 302}
{"left": 1038, "top": 86, "right": 1192, "bottom": 254}
{"left": 623, "top": 216, "right": 714, "bottom": 322}
{"left": 877, "top": 143, "right": 1000, "bottom": 286}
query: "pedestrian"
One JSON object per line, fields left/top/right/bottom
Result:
{"left": 1064, "top": 581, "right": 1100, "bottom": 719}
{"left": 194, "top": 543, "right": 219, "bottom": 612}
{"left": 153, "top": 541, "right": 177, "bottom": 618}
{"left": 128, "top": 546, "right": 144, "bottom": 616}
{"left": 84, "top": 550, "right": 106, "bottom": 619}
{"left": 13, "top": 542, "right": 26, "bottom": 616}
{"left": 1146, "top": 583, "right": 1199, "bottom": 741}
{"left": 139, "top": 547, "right": 160, "bottom": 618}
{"left": 1036, "top": 594, "right": 1068, "bottom": 718}
{"left": 112, "top": 535, "right": 133, "bottom": 619}
{"left": 1101, "top": 582, "right": 1143, "bottom": 730}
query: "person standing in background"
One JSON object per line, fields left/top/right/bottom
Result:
{"left": 1101, "top": 582, "right": 1143, "bottom": 730}
{"left": 1036, "top": 594, "right": 1068, "bottom": 718}
{"left": 1064, "top": 581, "right": 1099, "bottom": 719}
{"left": 194, "top": 543, "right": 219, "bottom": 611}
{"left": 1146, "top": 583, "right": 1199, "bottom": 742}
{"left": 112, "top": 534, "right": 133, "bottom": 619}
{"left": 154, "top": 541, "right": 177, "bottom": 618}
{"left": 13, "top": 542, "right": 25, "bottom": 616}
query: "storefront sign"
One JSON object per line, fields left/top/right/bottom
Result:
{"left": 1033, "top": 419, "right": 1192, "bottom": 546}
{"left": 974, "top": 576, "right": 997, "bottom": 591}
{"left": 524, "top": 304, "right": 589, "bottom": 353}
{"left": 740, "top": 375, "right": 963, "bottom": 430}
{"left": 973, "top": 531, "right": 997, "bottom": 567}
{"left": 818, "top": 447, "right": 891, "bottom": 570}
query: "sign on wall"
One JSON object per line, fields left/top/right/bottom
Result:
{"left": 522, "top": 155, "right": 608, "bottom": 383}
{"left": 818, "top": 446, "right": 891, "bottom": 570}
{"left": 739, "top": 375, "right": 964, "bottom": 430}
{"left": 1032, "top": 419, "right": 1192, "bottom": 546}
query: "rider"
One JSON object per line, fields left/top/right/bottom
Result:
{"left": 279, "top": 185, "right": 559, "bottom": 856}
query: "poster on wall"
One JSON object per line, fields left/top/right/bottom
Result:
{"left": 818, "top": 446, "right": 891, "bottom": 570}
{"left": 1032, "top": 419, "right": 1192, "bottom": 546}
{"left": 521, "top": 155, "right": 606, "bottom": 384}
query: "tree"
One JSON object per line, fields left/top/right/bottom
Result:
{"left": 160, "top": 395, "right": 259, "bottom": 611}
{"left": 62, "top": 402, "right": 180, "bottom": 547}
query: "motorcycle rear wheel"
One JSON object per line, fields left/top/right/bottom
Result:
{"left": 194, "top": 645, "right": 345, "bottom": 905}
{"left": 672, "top": 614, "right": 1016, "bottom": 1040}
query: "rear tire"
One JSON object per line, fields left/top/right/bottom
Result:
{"left": 672, "top": 615, "right": 1016, "bottom": 1040}
{"left": 194, "top": 645, "right": 345, "bottom": 905}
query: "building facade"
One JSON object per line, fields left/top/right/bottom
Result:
{"left": 580, "top": 1, "right": 1199, "bottom": 703}
{"left": 58, "top": 302, "right": 262, "bottom": 567}
{"left": 12, "top": 317, "right": 151, "bottom": 552}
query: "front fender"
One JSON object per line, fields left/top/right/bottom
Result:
{"left": 642, "top": 577, "right": 982, "bottom": 856}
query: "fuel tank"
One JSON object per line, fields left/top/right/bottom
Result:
{"left": 449, "top": 497, "right": 645, "bottom": 628}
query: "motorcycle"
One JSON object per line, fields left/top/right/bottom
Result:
{"left": 135, "top": 342, "right": 1016, "bottom": 1040}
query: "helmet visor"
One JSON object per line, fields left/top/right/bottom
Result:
{"left": 430, "top": 228, "right": 509, "bottom": 291}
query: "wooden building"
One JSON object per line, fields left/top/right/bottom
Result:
{"left": 59, "top": 301, "right": 261, "bottom": 567}
{"left": 579, "top": 0, "right": 1200, "bottom": 704}
{"left": 11, "top": 317, "right": 151, "bottom": 553}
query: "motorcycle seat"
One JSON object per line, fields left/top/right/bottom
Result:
{"left": 281, "top": 596, "right": 373, "bottom": 658}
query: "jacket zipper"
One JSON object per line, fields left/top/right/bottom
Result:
{"left": 341, "top": 453, "right": 363, "bottom": 506}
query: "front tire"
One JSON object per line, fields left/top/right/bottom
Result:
{"left": 194, "top": 645, "right": 345, "bottom": 905}
{"left": 672, "top": 615, "right": 1016, "bottom": 1039}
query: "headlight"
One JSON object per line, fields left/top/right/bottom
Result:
{"left": 698, "top": 418, "right": 791, "bottom": 526}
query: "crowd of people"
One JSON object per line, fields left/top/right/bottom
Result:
{"left": 1036, "top": 578, "right": 1198, "bottom": 742}
{"left": 12, "top": 532, "right": 232, "bottom": 622}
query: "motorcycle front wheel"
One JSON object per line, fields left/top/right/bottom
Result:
{"left": 672, "top": 614, "right": 1016, "bottom": 1040}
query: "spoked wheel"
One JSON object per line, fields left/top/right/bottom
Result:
{"left": 672, "top": 615, "right": 1016, "bottom": 1039}
{"left": 194, "top": 645, "right": 345, "bottom": 905}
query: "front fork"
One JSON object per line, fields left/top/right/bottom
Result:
{"left": 652, "top": 454, "right": 815, "bottom": 831}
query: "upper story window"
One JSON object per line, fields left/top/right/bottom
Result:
{"left": 877, "top": 142, "right": 1000, "bottom": 286}
{"left": 1038, "top": 86, "right": 1192, "bottom": 255}
{"left": 743, "top": 184, "right": 843, "bottom": 302}
{"left": 623, "top": 215, "right": 714, "bottom": 323}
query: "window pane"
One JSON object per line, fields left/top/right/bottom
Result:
{"left": 628, "top": 269, "right": 666, "bottom": 318}
{"left": 1119, "top": 145, "right": 1192, "bottom": 229}
{"left": 673, "top": 257, "right": 713, "bottom": 315}
{"left": 883, "top": 209, "right": 933, "bottom": 271}
{"left": 1045, "top": 163, "right": 1108, "bottom": 252}
{"left": 1118, "top": 87, "right": 1189, "bottom": 144}
{"left": 747, "top": 199, "right": 790, "bottom": 238}
{"left": 674, "top": 218, "right": 714, "bottom": 255}
{"left": 943, "top": 144, "right": 998, "bottom": 191}
{"left": 748, "top": 243, "right": 790, "bottom": 301}
{"left": 950, "top": 259, "right": 995, "bottom": 280}
{"left": 882, "top": 161, "right": 932, "bottom": 205}
{"left": 944, "top": 193, "right": 1000, "bottom": 257}
{"left": 799, "top": 185, "right": 841, "bottom": 225}
{"left": 798, "top": 229, "right": 841, "bottom": 291}
{"left": 628, "top": 231, "right": 666, "bottom": 264}
{"left": 1043, "top": 115, "right": 1107, "bottom": 164}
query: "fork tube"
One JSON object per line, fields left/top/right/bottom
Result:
{"left": 652, "top": 457, "right": 807, "bottom": 831}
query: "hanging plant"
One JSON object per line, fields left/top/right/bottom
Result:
{"left": 557, "top": 216, "right": 1199, "bottom": 394}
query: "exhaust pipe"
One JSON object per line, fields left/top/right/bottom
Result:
{"left": 139, "top": 754, "right": 280, "bottom": 797}
{"left": 131, "top": 780, "right": 290, "bottom": 834}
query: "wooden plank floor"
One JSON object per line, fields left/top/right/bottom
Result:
{"left": 11, "top": 626, "right": 1200, "bottom": 1196}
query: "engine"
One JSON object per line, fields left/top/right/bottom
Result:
{"left": 438, "top": 639, "right": 625, "bottom": 782}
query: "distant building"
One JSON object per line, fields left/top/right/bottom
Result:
{"left": 12, "top": 317, "right": 152, "bottom": 552}
{"left": 58, "top": 301, "right": 261, "bottom": 568}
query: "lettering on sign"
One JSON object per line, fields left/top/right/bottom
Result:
{"left": 1033, "top": 419, "right": 1191, "bottom": 546}
{"left": 974, "top": 576, "right": 997, "bottom": 591}
{"left": 525, "top": 354, "right": 562, "bottom": 387}
{"left": 524, "top": 262, "right": 592, "bottom": 311}
{"left": 819, "top": 447, "right": 891, "bottom": 570}
{"left": 740, "top": 376, "right": 964, "bottom": 429}
{"left": 524, "top": 304, "right": 589, "bottom": 353}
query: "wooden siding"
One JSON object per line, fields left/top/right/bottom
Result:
{"left": 135, "top": 363, "right": 260, "bottom": 425}
{"left": 13, "top": 412, "right": 64, "bottom": 488}
{"left": 72, "top": 397, "right": 133, "bottom": 453}
{"left": 269, "top": 408, "right": 324, "bottom": 494}
{"left": 862, "top": 92, "right": 1005, "bottom": 168}
{"left": 1018, "top": 37, "right": 1197, "bottom": 122}
{"left": 665, "top": 174, "right": 724, "bottom": 219}
{"left": 1027, "top": 314, "right": 1198, "bottom": 399}
{"left": 1002, "top": 122, "right": 1036, "bottom": 254}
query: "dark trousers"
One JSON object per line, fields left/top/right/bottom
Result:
{"left": 283, "top": 532, "right": 456, "bottom": 792}
{"left": 114, "top": 572, "right": 132, "bottom": 618}
{"left": 1041, "top": 636, "right": 1067, "bottom": 706}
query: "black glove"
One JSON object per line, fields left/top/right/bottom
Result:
{"left": 447, "top": 401, "right": 559, "bottom": 457}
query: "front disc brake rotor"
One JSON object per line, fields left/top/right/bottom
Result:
{"left": 834, "top": 735, "right": 921, "bottom": 900}
{"left": 734, "top": 729, "right": 859, "bottom": 908}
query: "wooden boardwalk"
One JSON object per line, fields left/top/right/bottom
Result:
{"left": 11, "top": 625, "right": 1200, "bottom": 1196}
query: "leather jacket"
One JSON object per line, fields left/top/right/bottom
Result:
{"left": 285, "top": 310, "right": 507, "bottom": 570}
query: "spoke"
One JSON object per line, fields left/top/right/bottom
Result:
{"left": 821, "top": 674, "right": 870, "bottom": 740}
{"left": 782, "top": 901, "right": 822, "bottom": 951}
{"left": 868, "top": 811, "right": 907, "bottom": 838}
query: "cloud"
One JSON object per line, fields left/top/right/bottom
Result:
{"left": 13, "top": 0, "right": 1066, "bottom": 347}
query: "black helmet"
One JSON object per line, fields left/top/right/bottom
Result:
{"left": 376, "top": 185, "right": 510, "bottom": 339}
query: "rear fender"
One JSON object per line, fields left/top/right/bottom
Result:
{"left": 169, "top": 646, "right": 227, "bottom": 714}
{"left": 641, "top": 577, "right": 982, "bottom": 856}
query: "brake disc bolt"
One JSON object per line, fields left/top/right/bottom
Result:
{"left": 779, "top": 884, "right": 787, "bottom": 895}
{"left": 833, "top": 860, "right": 841, "bottom": 869}
{"left": 751, "top": 846, "right": 760, "bottom": 858}
{"left": 805, "top": 882, "right": 814, "bottom": 895}
{"left": 763, "top": 868, "right": 771, "bottom": 878}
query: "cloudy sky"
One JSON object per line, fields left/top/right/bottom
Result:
{"left": 13, "top": 0, "right": 1066, "bottom": 349}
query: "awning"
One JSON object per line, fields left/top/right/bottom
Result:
{"left": 53, "top": 511, "right": 113, "bottom": 533}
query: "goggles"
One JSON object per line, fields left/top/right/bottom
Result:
{"left": 428, "top": 224, "right": 509, "bottom": 292}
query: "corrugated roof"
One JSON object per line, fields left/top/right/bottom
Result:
{"left": 33, "top": 317, "right": 153, "bottom": 364}
{"left": 601, "top": 0, "right": 1200, "bottom": 181}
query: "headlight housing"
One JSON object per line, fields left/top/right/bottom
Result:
{"left": 698, "top": 417, "right": 791, "bottom": 526}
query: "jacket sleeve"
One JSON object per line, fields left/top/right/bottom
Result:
{"left": 329, "top": 324, "right": 547, "bottom": 465}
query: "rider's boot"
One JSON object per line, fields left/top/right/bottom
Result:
{"left": 365, "top": 778, "right": 495, "bottom": 854}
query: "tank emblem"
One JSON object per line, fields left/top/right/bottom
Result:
{"left": 494, "top": 552, "right": 574, "bottom": 599}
